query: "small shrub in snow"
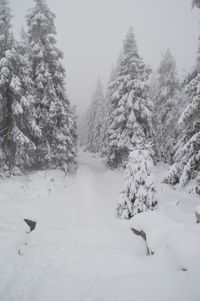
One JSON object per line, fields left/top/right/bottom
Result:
{"left": 117, "top": 144, "right": 157, "bottom": 219}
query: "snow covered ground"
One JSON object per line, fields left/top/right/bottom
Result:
{"left": 0, "top": 151, "right": 200, "bottom": 301}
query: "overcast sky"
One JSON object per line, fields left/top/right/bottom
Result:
{"left": 10, "top": 0, "right": 200, "bottom": 116}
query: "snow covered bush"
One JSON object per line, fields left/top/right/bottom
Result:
{"left": 117, "top": 143, "right": 157, "bottom": 219}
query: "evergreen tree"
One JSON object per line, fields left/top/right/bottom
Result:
{"left": 193, "top": 0, "right": 200, "bottom": 8}
{"left": 153, "top": 50, "right": 182, "bottom": 164}
{"left": 81, "top": 80, "right": 106, "bottom": 153}
{"left": 117, "top": 143, "right": 157, "bottom": 219}
{"left": 26, "top": 0, "right": 76, "bottom": 169}
{"left": 0, "top": 0, "right": 41, "bottom": 174}
{"left": 101, "top": 66, "right": 117, "bottom": 157}
{"left": 164, "top": 44, "right": 200, "bottom": 186}
{"left": 0, "top": 0, "right": 12, "bottom": 174}
{"left": 106, "top": 27, "right": 153, "bottom": 168}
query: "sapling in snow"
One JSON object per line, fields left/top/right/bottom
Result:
{"left": 117, "top": 144, "right": 157, "bottom": 219}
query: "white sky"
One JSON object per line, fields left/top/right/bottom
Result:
{"left": 10, "top": 0, "right": 200, "bottom": 116}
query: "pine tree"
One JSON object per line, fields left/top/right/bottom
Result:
{"left": 26, "top": 0, "right": 77, "bottom": 169}
{"left": 0, "top": 0, "right": 41, "bottom": 174}
{"left": 81, "top": 80, "right": 106, "bottom": 153}
{"left": 101, "top": 66, "right": 118, "bottom": 158}
{"left": 106, "top": 27, "right": 153, "bottom": 168}
{"left": 153, "top": 50, "right": 182, "bottom": 164}
{"left": 193, "top": 0, "right": 200, "bottom": 8}
{"left": 0, "top": 0, "right": 12, "bottom": 174}
{"left": 164, "top": 43, "right": 200, "bottom": 186}
{"left": 117, "top": 143, "right": 157, "bottom": 219}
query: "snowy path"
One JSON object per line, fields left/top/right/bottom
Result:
{"left": 0, "top": 152, "right": 200, "bottom": 301}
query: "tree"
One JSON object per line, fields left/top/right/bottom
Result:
{"left": 153, "top": 50, "right": 182, "bottom": 164}
{"left": 193, "top": 0, "right": 200, "bottom": 8}
{"left": 117, "top": 143, "right": 157, "bottom": 219}
{"left": 101, "top": 66, "right": 118, "bottom": 158}
{"left": 0, "top": 0, "right": 41, "bottom": 174}
{"left": 164, "top": 46, "right": 200, "bottom": 186}
{"left": 106, "top": 27, "right": 153, "bottom": 168}
{"left": 81, "top": 80, "right": 106, "bottom": 153}
{"left": 26, "top": 0, "right": 77, "bottom": 169}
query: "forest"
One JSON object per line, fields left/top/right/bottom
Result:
{"left": 0, "top": 0, "right": 200, "bottom": 300}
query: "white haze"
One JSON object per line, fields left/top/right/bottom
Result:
{"left": 10, "top": 0, "right": 200, "bottom": 117}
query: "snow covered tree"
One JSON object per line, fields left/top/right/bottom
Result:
{"left": 26, "top": 0, "right": 77, "bottom": 169}
{"left": 153, "top": 50, "right": 182, "bottom": 164}
{"left": 117, "top": 143, "right": 157, "bottom": 219}
{"left": 106, "top": 27, "right": 153, "bottom": 169}
{"left": 101, "top": 66, "right": 118, "bottom": 158}
{"left": 193, "top": 0, "right": 200, "bottom": 8}
{"left": 0, "top": 0, "right": 12, "bottom": 174}
{"left": 164, "top": 39, "right": 200, "bottom": 186}
{"left": 164, "top": 74, "right": 200, "bottom": 186}
{"left": 81, "top": 80, "right": 106, "bottom": 153}
{"left": 0, "top": 0, "right": 41, "bottom": 173}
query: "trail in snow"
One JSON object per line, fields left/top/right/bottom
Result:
{"left": 0, "top": 151, "right": 200, "bottom": 301}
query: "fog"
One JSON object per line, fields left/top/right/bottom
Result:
{"left": 10, "top": 0, "right": 200, "bottom": 116}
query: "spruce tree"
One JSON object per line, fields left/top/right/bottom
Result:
{"left": 81, "top": 80, "right": 106, "bottom": 153}
{"left": 117, "top": 143, "right": 157, "bottom": 219}
{"left": 26, "top": 0, "right": 76, "bottom": 169}
{"left": 0, "top": 0, "right": 41, "bottom": 174}
{"left": 101, "top": 66, "right": 117, "bottom": 158}
{"left": 106, "top": 27, "right": 153, "bottom": 168}
{"left": 193, "top": 0, "right": 200, "bottom": 8}
{"left": 164, "top": 43, "right": 200, "bottom": 186}
{"left": 153, "top": 50, "right": 182, "bottom": 164}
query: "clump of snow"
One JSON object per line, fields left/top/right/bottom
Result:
{"left": 158, "top": 229, "right": 200, "bottom": 271}
{"left": 130, "top": 211, "right": 200, "bottom": 271}
{"left": 130, "top": 211, "right": 183, "bottom": 252}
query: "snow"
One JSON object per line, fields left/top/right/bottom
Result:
{"left": 195, "top": 204, "right": 200, "bottom": 214}
{"left": 130, "top": 211, "right": 200, "bottom": 270}
{"left": 0, "top": 152, "right": 200, "bottom": 300}
{"left": 130, "top": 211, "right": 184, "bottom": 251}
